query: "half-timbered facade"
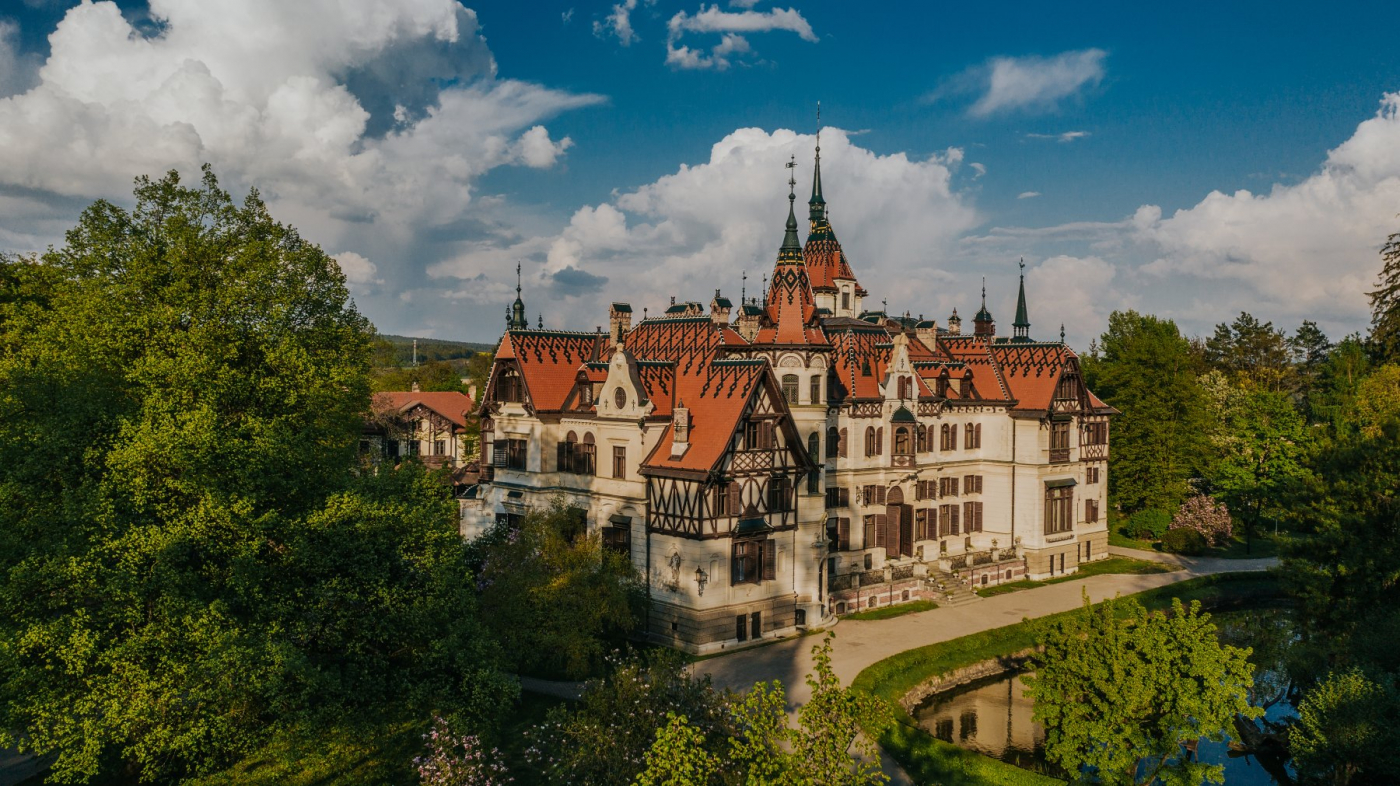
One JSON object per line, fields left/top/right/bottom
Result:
{"left": 466, "top": 139, "right": 1115, "bottom": 652}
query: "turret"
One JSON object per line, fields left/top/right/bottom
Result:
{"left": 973, "top": 278, "right": 995, "bottom": 338}
{"left": 710, "top": 290, "right": 732, "bottom": 325}
{"left": 1013, "top": 259, "right": 1032, "bottom": 342}
{"left": 947, "top": 308, "right": 962, "bottom": 335}
{"left": 509, "top": 262, "right": 528, "bottom": 330}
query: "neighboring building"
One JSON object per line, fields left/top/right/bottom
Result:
{"left": 364, "top": 387, "right": 479, "bottom": 475}
{"left": 466, "top": 139, "right": 1115, "bottom": 653}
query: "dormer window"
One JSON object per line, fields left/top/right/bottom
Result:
{"left": 499, "top": 369, "right": 523, "bottom": 403}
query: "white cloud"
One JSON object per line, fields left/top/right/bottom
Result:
{"left": 1017, "top": 191, "right": 1041, "bottom": 199}
{"left": 1027, "top": 130, "right": 1090, "bottom": 143}
{"left": 665, "top": 5, "right": 816, "bottom": 70}
{"left": 430, "top": 126, "right": 981, "bottom": 327}
{"left": 932, "top": 49, "right": 1106, "bottom": 117}
{"left": 594, "top": 0, "right": 639, "bottom": 46}
{"left": 0, "top": 20, "right": 39, "bottom": 99}
{"left": 333, "top": 250, "right": 382, "bottom": 286}
{"left": 1024, "top": 255, "right": 1133, "bottom": 342}
{"left": 1133, "top": 92, "right": 1400, "bottom": 330}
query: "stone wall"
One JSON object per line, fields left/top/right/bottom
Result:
{"left": 646, "top": 593, "right": 797, "bottom": 654}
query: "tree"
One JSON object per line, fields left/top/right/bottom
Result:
{"left": 1207, "top": 387, "right": 1312, "bottom": 551}
{"left": 1023, "top": 595, "right": 1258, "bottom": 786}
{"left": 1353, "top": 364, "right": 1400, "bottom": 439}
{"left": 473, "top": 501, "right": 642, "bottom": 679}
{"left": 416, "top": 715, "right": 513, "bottom": 786}
{"left": 1291, "top": 320, "right": 1333, "bottom": 417}
{"left": 633, "top": 714, "right": 721, "bottom": 786}
{"left": 1083, "top": 311, "right": 1208, "bottom": 513}
{"left": 1205, "top": 312, "right": 1292, "bottom": 391}
{"left": 528, "top": 649, "right": 734, "bottom": 786}
{"left": 1169, "top": 494, "right": 1233, "bottom": 546}
{"left": 1290, "top": 668, "right": 1400, "bottom": 785}
{"left": 789, "top": 634, "right": 892, "bottom": 786}
{"left": 0, "top": 169, "right": 514, "bottom": 782}
{"left": 1368, "top": 229, "right": 1400, "bottom": 363}
{"left": 372, "top": 359, "right": 472, "bottom": 394}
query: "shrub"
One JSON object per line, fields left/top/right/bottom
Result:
{"left": 1161, "top": 528, "right": 1208, "bottom": 555}
{"left": 1125, "top": 509, "right": 1172, "bottom": 540}
{"left": 416, "top": 716, "right": 511, "bottom": 786}
{"left": 1170, "top": 494, "right": 1234, "bottom": 546}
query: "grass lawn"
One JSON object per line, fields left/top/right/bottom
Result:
{"left": 844, "top": 599, "right": 939, "bottom": 621}
{"left": 1109, "top": 526, "right": 1292, "bottom": 560}
{"left": 854, "top": 572, "right": 1283, "bottom": 786}
{"left": 975, "top": 557, "right": 1177, "bottom": 598}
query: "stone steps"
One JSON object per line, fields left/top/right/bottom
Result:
{"left": 925, "top": 567, "right": 982, "bottom": 607}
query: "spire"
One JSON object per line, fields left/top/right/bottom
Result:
{"left": 973, "top": 275, "right": 995, "bottom": 337}
{"left": 509, "top": 262, "right": 528, "bottom": 330}
{"left": 809, "top": 102, "right": 826, "bottom": 223}
{"left": 779, "top": 155, "right": 802, "bottom": 261}
{"left": 1013, "top": 258, "right": 1031, "bottom": 340}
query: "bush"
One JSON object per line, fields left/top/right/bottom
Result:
{"left": 1125, "top": 509, "right": 1172, "bottom": 540}
{"left": 1170, "top": 494, "right": 1234, "bottom": 546}
{"left": 1161, "top": 528, "right": 1208, "bottom": 555}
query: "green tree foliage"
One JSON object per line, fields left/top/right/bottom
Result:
{"left": 0, "top": 169, "right": 514, "bottom": 783}
{"left": 1205, "top": 312, "right": 1292, "bottom": 391}
{"left": 1352, "top": 364, "right": 1400, "bottom": 439}
{"left": 1291, "top": 668, "right": 1400, "bottom": 786}
{"left": 1024, "top": 595, "right": 1258, "bottom": 786}
{"left": 632, "top": 714, "right": 720, "bottom": 786}
{"left": 1290, "top": 320, "right": 1333, "bottom": 415}
{"left": 1367, "top": 229, "right": 1400, "bottom": 363}
{"left": 373, "top": 359, "right": 472, "bottom": 394}
{"left": 1309, "top": 335, "right": 1372, "bottom": 432}
{"left": 528, "top": 650, "right": 734, "bottom": 786}
{"left": 472, "top": 502, "right": 641, "bottom": 679}
{"left": 1206, "top": 387, "right": 1312, "bottom": 550}
{"left": 1082, "top": 311, "right": 1207, "bottom": 513}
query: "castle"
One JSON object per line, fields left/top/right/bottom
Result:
{"left": 465, "top": 138, "right": 1114, "bottom": 653}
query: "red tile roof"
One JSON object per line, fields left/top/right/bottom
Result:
{"left": 372, "top": 390, "right": 475, "bottom": 428}
{"left": 641, "top": 359, "right": 769, "bottom": 473}
{"left": 497, "top": 330, "right": 605, "bottom": 412}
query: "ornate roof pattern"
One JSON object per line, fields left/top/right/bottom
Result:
{"left": 495, "top": 329, "right": 604, "bottom": 412}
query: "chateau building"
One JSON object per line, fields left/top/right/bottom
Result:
{"left": 466, "top": 140, "right": 1115, "bottom": 653}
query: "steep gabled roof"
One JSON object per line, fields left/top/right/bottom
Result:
{"left": 372, "top": 390, "right": 475, "bottom": 428}
{"left": 641, "top": 359, "right": 769, "bottom": 473}
{"left": 826, "top": 325, "right": 891, "bottom": 400}
{"left": 989, "top": 341, "right": 1076, "bottom": 412}
{"left": 496, "top": 329, "right": 605, "bottom": 412}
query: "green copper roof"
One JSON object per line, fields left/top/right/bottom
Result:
{"left": 779, "top": 169, "right": 803, "bottom": 262}
{"left": 1013, "top": 271, "right": 1030, "bottom": 329}
{"left": 808, "top": 140, "right": 825, "bottom": 222}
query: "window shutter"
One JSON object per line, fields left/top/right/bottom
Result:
{"left": 951, "top": 506, "right": 960, "bottom": 536}
{"left": 839, "top": 428, "right": 847, "bottom": 457}
{"left": 557, "top": 442, "right": 569, "bottom": 472}
{"left": 763, "top": 541, "right": 776, "bottom": 580}
{"left": 731, "top": 543, "right": 741, "bottom": 585}
{"left": 839, "top": 518, "right": 850, "bottom": 551}
{"left": 876, "top": 427, "right": 884, "bottom": 454}
{"left": 493, "top": 441, "right": 507, "bottom": 467}
{"left": 876, "top": 486, "right": 887, "bottom": 505}
{"left": 975, "top": 424, "right": 982, "bottom": 448}
{"left": 863, "top": 516, "right": 876, "bottom": 549}
{"left": 728, "top": 482, "right": 741, "bottom": 515}
{"left": 976, "top": 502, "right": 984, "bottom": 532}
{"left": 875, "top": 515, "right": 887, "bottom": 547}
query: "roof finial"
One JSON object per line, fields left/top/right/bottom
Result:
{"left": 741, "top": 270, "right": 747, "bottom": 303}
{"left": 538, "top": 313, "right": 543, "bottom": 329}
{"left": 981, "top": 276, "right": 986, "bottom": 308}
{"left": 809, "top": 101, "right": 826, "bottom": 223}
{"left": 779, "top": 154, "right": 802, "bottom": 260}
{"left": 1060, "top": 323, "right": 1066, "bottom": 344}
{"left": 509, "top": 260, "right": 528, "bottom": 330}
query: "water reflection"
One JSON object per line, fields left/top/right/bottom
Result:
{"left": 912, "top": 608, "right": 1298, "bottom": 785}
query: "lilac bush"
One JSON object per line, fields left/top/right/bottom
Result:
{"left": 1170, "top": 494, "right": 1234, "bottom": 546}
{"left": 415, "top": 716, "right": 511, "bottom": 786}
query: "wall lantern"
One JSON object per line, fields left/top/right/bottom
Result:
{"left": 695, "top": 566, "right": 709, "bottom": 596}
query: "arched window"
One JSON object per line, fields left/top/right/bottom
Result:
{"left": 577, "top": 432, "right": 596, "bottom": 475}
{"left": 940, "top": 423, "right": 952, "bottom": 451}
{"left": 782, "top": 374, "right": 799, "bottom": 405}
{"left": 810, "top": 374, "right": 822, "bottom": 405}
{"left": 894, "top": 426, "right": 912, "bottom": 456}
{"left": 865, "top": 426, "right": 876, "bottom": 457}
{"left": 826, "top": 427, "right": 840, "bottom": 458}
{"left": 916, "top": 424, "right": 928, "bottom": 452}
{"left": 557, "top": 430, "right": 579, "bottom": 472}
{"left": 807, "top": 432, "right": 820, "bottom": 462}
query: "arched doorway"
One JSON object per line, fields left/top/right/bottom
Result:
{"left": 885, "top": 486, "right": 914, "bottom": 559}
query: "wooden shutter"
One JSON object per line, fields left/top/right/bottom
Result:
{"left": 974, "top": 424, "right": 982, "bottom": 448}
{"left": 875, "top": 514, "right": 888, "bottom": 547}
{"left": 762, "top": 541, "right": 776, "bottom": 581}
{"left": 950, "top": 505, "right": 960, "bottom": 536}
{"left": 728, "top": 482, "right": 741, "bottom": 515}
{"left": 887, "top": 510, "right": 901, "bottom": 556}
{"left": 839, "top": 428, "right": 847, "bottom": 457}
{"left": 876, "top": 486, "right": 887, "bottom": 505}
{"left": 731, "top": 542, "right": 742, "bottom": 585}
{"left": 493, "top": 441, "right": 507, "bottom": 466}
{"left": 839, "top": 518, "right": 850, "bottom": 550}
{"left": 876, "top": 427, "right": 883, "bottom": 455}
{"left": 863, "top": 516, "right": 876, "bottom": 549}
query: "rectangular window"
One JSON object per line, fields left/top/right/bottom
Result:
{"left": 825, "top": 487, "right": 849, "bottom": 509}
{"left": 1045, "top": 486, "right": 1074, "bottom": 534}
{"left": 1051, "top": 421, "right": 1071, "bottom": 450}
{"left": 782, "top": 375, "right": 799, "bottom": 405}
{"left": 768, "top": 476, "right": 791, "bottom": 512}
{"left": 863, "top": 515, "right": 877, "bottom": 549}
{"left": 839, "top": 518, "right": 850, "bottom": 551}
{"left": 612, "top": 445, "right": 627, "bottom": 479}
{"left": 602, "top": 525, "right": 630, "bottom": 554}
{"left": 731, "top": 539, "right": 763, "bottom": 585}
{"left": 503, "top": 438, "right": 527, "bottom": 470}
{"left": 963, "top": 501, "right": 984, "bottom": 533}
{"left": 751, "top": 611, "right": 763, "bottom": 639}
{"left": 810, "top": 375, "right": 822, "bottom": 405}
{"left": 745, "top": 420, "right": 760, "bottom": 448}
{"left": 1086, "top": 466, "right": 1099, "bottom": 484}
{"left": 1086, "top": 498, "right": 1100, "bottom": 523}
{"left": 1084, "top": 422, "right": 1108, "bottom": 445}
{"left": 735, "top": 614, "right": 747, "bottom": 642}
{"left": 433, "top": 439, "right": 446, "bottom": 456}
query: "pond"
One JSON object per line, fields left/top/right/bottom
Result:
{"left": 912, "top": 608, "right": 1298, "bottom": 784}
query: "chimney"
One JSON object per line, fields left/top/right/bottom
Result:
{"left": 411, "top": 380, "right": 421, "bottom": 393}
{"left": 735, "top": 303, "right": 762, "bottom": 342}
{"left": 609, "top": 302, "right": 633, "bottom": 344}
{"left": 670, "top": 400, "right": 691, "bottom": 458}
{"left": 915, "top": 318, "right": 939, "bottom": 350}
{"left": 710, "top": 289, "right": 732, "bottom": 325}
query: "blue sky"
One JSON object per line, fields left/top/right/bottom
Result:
{"left": 2, "top": 1, "right": 1399, "bottom": 347}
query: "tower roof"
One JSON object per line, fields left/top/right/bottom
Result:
{"left": 1012, "top": 259, "right": 1031, "bottom": 340}
{"left": 809, "top": 104, "right": 826, "bottom": 223}
{"left": 780, "top": 155, "right": 802, "bottom": 262}
{"left": 509, "top": 262, "right": 528, "bottom": 330}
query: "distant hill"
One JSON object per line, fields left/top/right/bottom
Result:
{"left": 378, "top": 334, "right": 496, "bottom": 366}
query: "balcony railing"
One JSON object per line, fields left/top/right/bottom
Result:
{"left": 1049, "top": 448, "right": 1071, "bottom": 464}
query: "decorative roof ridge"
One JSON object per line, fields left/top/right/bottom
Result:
{"left": 636, "top": 315, "right": 714, "bottom": 325}
{"left": 637, "top": 359, "right": 678, "bottom": 367}
{"left": 507, "top": 328, "right": 600, "bottom": 339}
{"left": 710, "top": 358, "right": 766, "bottom": 366}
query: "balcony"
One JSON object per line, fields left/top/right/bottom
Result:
{"left": 1049, "top": 448, "right": 1071, "bottom": 464}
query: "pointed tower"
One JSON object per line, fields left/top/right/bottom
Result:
{"left": 509, "top": 262, "right": 528, "bottom": 330}
{"left": 973, "top": 277, "right": 996, "bottom": 338}
{"left": 755, "top": 157, "right": 824, "bottom": 346}
{"left": 1013, "top": 259, "right": 1031, "bottom": 342}
{"left": 802, "top": 106, "right": 866, "bottom": 319}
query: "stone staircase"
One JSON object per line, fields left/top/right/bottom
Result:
{"left": 925, "top": 566, "right": 982, "bottom": 608}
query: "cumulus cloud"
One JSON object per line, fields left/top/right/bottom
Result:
{"left": 594, "top": 0, "right": 639, "bottom": 45}
{"left": 931, "top": 49, "right": 1106, "bottom": 117}
{"left": 333, "top": 250, "right": 382, "bottom": 286}
{"left": 430, "top": 126, "right": 982, "bottom": 330}
{"left": 1027, "top": 130, "right": 1090, "bottom": 143}
{"left": 1017, "top": 191, "right": 1041, "bottom": 199}
{"left": 666, "top": 5, "right": 816, "bottom": 70}
{"left": 0, "top": 20, "right": 40, "bottom": 99}
{"left": 1133, "top": 93, "right": 1400, "bottom": 330}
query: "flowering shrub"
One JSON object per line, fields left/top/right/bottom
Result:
{"left": 1170, "top": 494, "right": 1233, "bottom": 546}
{"left": 416, "top": 716, "right": 511, "bottom": 786}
